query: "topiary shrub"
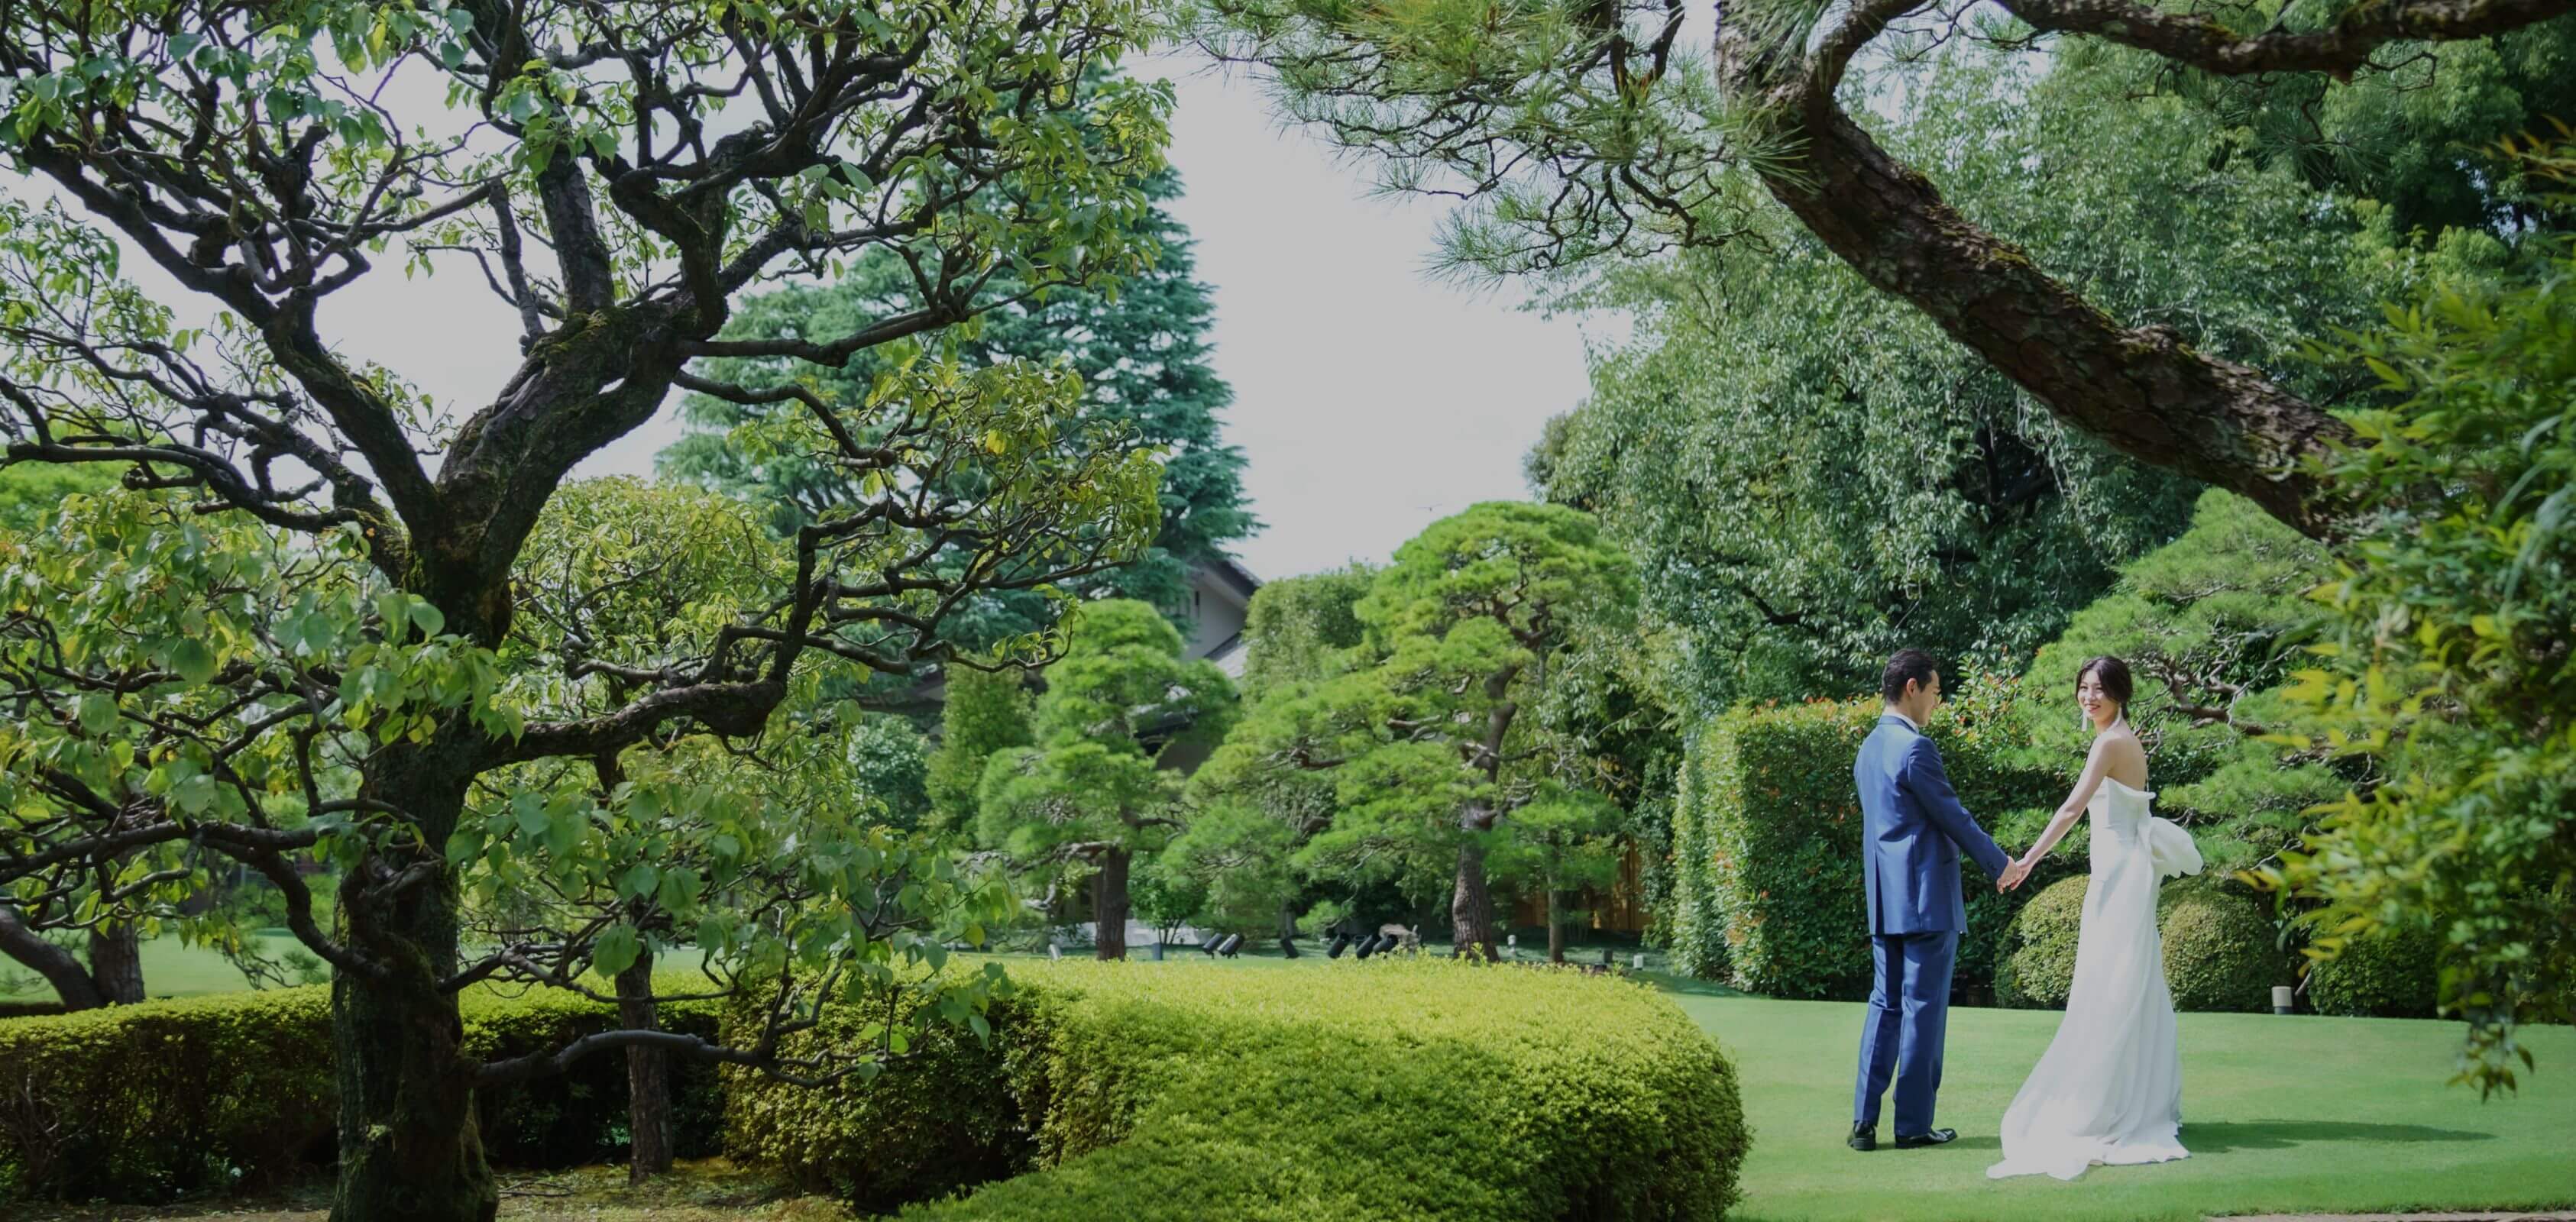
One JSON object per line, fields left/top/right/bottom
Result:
{"left": 1995, "top": 876, "right": 2089, "bottom": 1010}
{"left": 2308, "top": 924, "right": 2442, "bottom": 1018}
{"left": 730, "top": 959, "right": 1747, "bottom": 1221}
{"left": 1668, "top": 694, "right": 2057, "bottom": 1001}
{"left": 2159, "top": 884, "right": 2286, "bottom": 1013}
{"left": 1991, "top": 878, "right": 2286, "bottom": 1013}
{"left": 0, "top": 977, "right": 725, "bottom": 1202}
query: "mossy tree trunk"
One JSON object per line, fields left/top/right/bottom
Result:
{"left": 329, "top": 745, "right": 497, "bottom": 1222}
{"left": 88, "top": 922, "right": 144, "bottom": 1004}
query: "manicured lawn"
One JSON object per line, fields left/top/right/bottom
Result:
{"left": 16, "top": 955, "right": 2573, "bottom": 1220}
{"left": 0, "top": 933, "right": 315, "bottom": 1001}
{"left": 1664, "top": 978, "right": 2576, "bottom": 1222}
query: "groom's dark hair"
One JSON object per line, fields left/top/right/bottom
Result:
{"left": 1881, "top": 649, "right": 1942, "bottom": 704}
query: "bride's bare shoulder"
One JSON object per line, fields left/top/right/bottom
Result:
{"left": 2096, "top": 724, "right": 2150, "bottom": 786}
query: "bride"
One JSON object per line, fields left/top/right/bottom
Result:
{"left": 1988, "top": 655, "right": 2202, "bottom": 1182}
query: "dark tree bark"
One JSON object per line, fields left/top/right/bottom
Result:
{"left": 616, "top": 952, "right": 673, "bottom": 1184}
{"left": 1451, "top": 831, "right": 1499, "bottom": 962}
{"left": 330, "top": 749, "right": 497, "bottom": 1222}
{"left": 1546, "top": 886, "right": 1568, "bottom": 965}
{"left": 1092, "top": 849, "right": 1131, "bottom": 962}
{"left": 0, "top": 904, "right": 103, "bottom": 1010}
{"left": 87, "top": 922, "right": 144, "bottom": 1004}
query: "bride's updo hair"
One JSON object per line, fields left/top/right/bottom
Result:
{"left": 2076, "top": 655, "right": 2134, "bottom": 717}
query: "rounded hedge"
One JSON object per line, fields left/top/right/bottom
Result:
{"left": 2309, "top": 924, "right": 2442, "bottom": 1018}
{"left": 731, "top": 959, "right": 1749, "bottom": 1221}
{"left": 1995, "top": 876, "right": 2089, "bottom": 1010}
{"left": 1990, "top": 878, "right": 2283, "bottom": 1013}
{"left": 2159, "top": 884, "right": 2286, "bottom": 1013}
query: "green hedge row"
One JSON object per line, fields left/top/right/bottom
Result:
{"left": 728, "top": 959, "right": 1747, "bottom": 1221}
{"left": 1668, "top": 697, "right": 2061, "bottom": 1001}
{"left": 0, "top": 979, "right": 723, "bottom": 1201}
{"left": 1994, "top": 877, "right": 2291, "bottom": 1012}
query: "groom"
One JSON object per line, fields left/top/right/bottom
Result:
{"left": 1849, "top": 649, "right": 2028, "bottom": 1152}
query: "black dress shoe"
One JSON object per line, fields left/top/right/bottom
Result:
{"left": 1848, "top": 1123, "right": 1876, "bottom": 1152}
{"left": 1893, "top": 1128, "right": 1958, "bottom": 1149}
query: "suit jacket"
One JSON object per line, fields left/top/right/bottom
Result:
{"left": 1855, "top": 714, "right": 2012, "bottom": 936}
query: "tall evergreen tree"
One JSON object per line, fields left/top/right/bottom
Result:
{"left": 661, "top": 165, "right": 1256, "bottom": 645}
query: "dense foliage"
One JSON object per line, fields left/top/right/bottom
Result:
{"left": 976, "top": 600, "right": 1235, "bottom": 959}
{"left": 2024, "top": 491, "right": 2348, "bottom": 874}
{"left": 2269, "top": 189, "right": 2576, "bottom": 1090}
{"left": 730, "top": 959, "right": 1748, "bottom": 1221}
{"left": 1188, "top": 504, "right": 1633, "bottom": 957}
{"left": 660, "top": 163, "right": 1255, "bottom": 648}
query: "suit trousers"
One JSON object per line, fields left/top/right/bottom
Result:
{"left": 1853, "top": 929, "right": 1959, "bottom": 1137}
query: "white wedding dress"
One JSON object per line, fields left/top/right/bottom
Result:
{"left": 1987, "top": 776, "right": 2201, "bottom": 1182}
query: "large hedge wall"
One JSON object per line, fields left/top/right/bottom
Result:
{"left": 0, "top": 979, "right": 723, "bottom": 1201}
{"left": 1668, "top": 695, "right": 2060, "bottom": 1001}
{"left": 730, "top": 959, "right": 1747, "bottom": 1221}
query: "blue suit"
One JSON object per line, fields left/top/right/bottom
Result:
{"left": 1852, "top": 713, "right": 2011, "bottom": 1137}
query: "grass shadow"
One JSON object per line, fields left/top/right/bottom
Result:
{"left": 1640, "top": 969, "right": 1745, "bottom": 1000}
{"left": 2182, "top": 1120, "right": 2494, "bottom": 1153}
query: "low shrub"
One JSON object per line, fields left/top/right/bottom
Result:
{"left": 1992, "top": 878, "right": 2286, "bottom": 1013}
{"left": 2160, "top": 884, "right": 2286, "bottom": 1013}
{"left": 0, "top": 978, "right": 723, "bottom": 1202}
{"left": 1668, "top": 695, "right": 2058, "bottom": 1001}
{"left": 1995, "top": 876, "right": 2089, "bottom": 1010}
{"left": 2308, "top": 924, "right": 2442, "bottom": 1019}
{"left": 730, "top": 959, "right": 1746, "bottom": 1221}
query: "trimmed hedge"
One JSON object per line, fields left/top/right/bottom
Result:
{"left": 2160, "top": 884, "right": 2286, "bottom": 1013}
{"left": 1992, "top": 878, "right": 2287, "bottom": 1013}
{"left": 1994, "top": 876, "right": 2089, "bottom": 1010}
{"left": 2309, "top": 925, "right": 2442, "bottom": 1019}
{"left": 1668, "top": 697, "right": 2058, "bottom": 1001}
{"left": 0, "top": 979, "right": 722, "bottom": 1201}
{"left": 729, "top": 959, "right": 1746, "bottom": 1221}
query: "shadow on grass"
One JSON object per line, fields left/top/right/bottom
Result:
{"left": 2182, "top": 1120, "right": 2495, "bottom": 1153}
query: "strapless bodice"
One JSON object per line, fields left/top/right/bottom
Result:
{"left": 2087, "top": 777, "right": 2156, "bottom": 846}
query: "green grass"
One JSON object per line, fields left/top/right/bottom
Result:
{"left": 0, "top": 933, "right": 319, "bottom": 1001}
{"left": 1674, "top": 989, "right": 2576, "bottom": 1221}
{"left": 15, "top": 948, "right": 2573, "bottom": 1220}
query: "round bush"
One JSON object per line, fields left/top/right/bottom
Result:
{"left": 2158, "top": 884, "right": 2284, "bottom": 1013}
{"left": 1996, "top": 876, "right": 2089, "bottom": 1010}
{"left": 2309, "top": 924, "right": 2442, "bottom": 1018}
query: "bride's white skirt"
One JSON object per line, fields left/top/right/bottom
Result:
{"left": 1987, "top": 800, "right": 2192, "bottom": 1182}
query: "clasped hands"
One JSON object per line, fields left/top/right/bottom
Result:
{"left": 1996, "top": 852, "right": 2038, "bottom": 893}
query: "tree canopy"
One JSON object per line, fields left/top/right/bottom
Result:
{"left": 0, "top": 2, "right": 1175, "bottom": 1216}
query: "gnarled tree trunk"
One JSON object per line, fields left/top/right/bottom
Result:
{"left": 330, "top": 748, "right": 496, "bottom": 1222}
{"left": 1092, "top": 849, "right": 1131, "bottom": 962}
{"left": 0, "top": 904, "right": 102, "bottom": 1010}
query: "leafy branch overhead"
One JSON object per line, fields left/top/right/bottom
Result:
{"left": 1188, "top": 0, "right": 2576, "bottom": 534}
